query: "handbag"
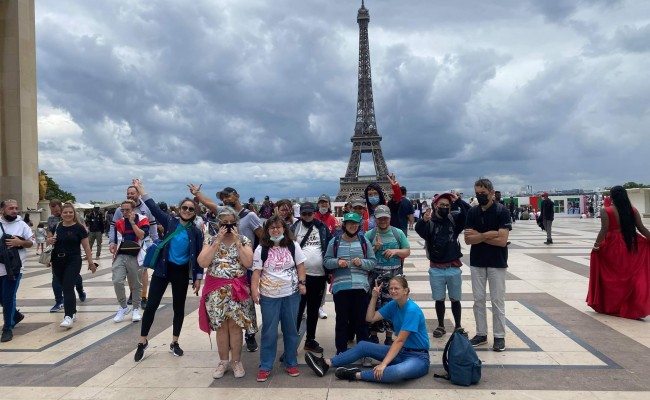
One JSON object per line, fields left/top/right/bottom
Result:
{"left": 142, "top": 223, "right": 191, "bottom": 269}
{"left": 38, "top": 222, "right": 60, "bottom": 266}
{"left": 118, "top": 240, "right": 142, "bottom": 257}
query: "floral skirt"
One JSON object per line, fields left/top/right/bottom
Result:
{"left": 205, "top": 283, "right": 258, "bottom": 334}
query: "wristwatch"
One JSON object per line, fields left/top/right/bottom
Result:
{"left": 298, "top": 280, "right": 306, "bottom": 285}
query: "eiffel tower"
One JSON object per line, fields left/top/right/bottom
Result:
{"left": 335, "top": 0, "right": 391, "bottom": 202}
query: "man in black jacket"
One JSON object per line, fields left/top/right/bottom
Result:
{"left": 415, "top": 193, "right": 467, "bottom": 339}
{"left": 86, "top": 206, "right": 105, "bottom": 258}
{"left": 540, "top": 192, "right": 555, "bottom": 244}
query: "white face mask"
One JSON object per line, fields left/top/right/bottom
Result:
{"left": 319, "top": 207, "right": 328, "bottom": 214}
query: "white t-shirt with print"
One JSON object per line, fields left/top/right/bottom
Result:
{"left": 252, "top": 241, "right": 306, "bottom": 298}
{"left": 295, "top": 222, "right": 324, "bottom": 276}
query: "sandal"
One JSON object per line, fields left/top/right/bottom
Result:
{"left": 432, "top": 326, "right": 446, "bottom": 338}
{"left": 454, "top": 327, "right": 469, "bottom": 338}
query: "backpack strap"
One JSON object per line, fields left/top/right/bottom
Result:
{"left": 299, "top": 223, "right": 315, "bottom": 249}
{"left": 333, "top": 232, "right": 367, "bottom": 258}
{"left": 333, "top": 234, "right": 341, "bottom": 258}
{"left": 238, "top": 209, "right": 250, "bottom": 219}
{"left": 366, "top": 228, "right": 377, "bottom": 244}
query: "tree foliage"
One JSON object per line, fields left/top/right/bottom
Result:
{"left": 622, "top": 182, "right": 650, "bottom": 189}
{"left": 43, "top": 172, "right": 76, "bottom": 203}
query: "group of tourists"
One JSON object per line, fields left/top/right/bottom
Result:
{"left": 1, "top": 176, "right": 649, "bottom": 385}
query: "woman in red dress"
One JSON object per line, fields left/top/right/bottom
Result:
{"left": 587, "top": 186, "right": 650, "bottom": 319}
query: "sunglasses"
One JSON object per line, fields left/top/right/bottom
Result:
{"left": 301, "top": 212, "right": 314, "bottom": 216}
{"left": 181, "top": 206, "right": 195, "bottom": 212}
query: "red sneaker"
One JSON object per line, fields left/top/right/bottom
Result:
{"left": 286, "top": 366, "right": 300, "bottom": 377}
{"left": 257, "top": 369, "right": 270, "bottom": 382}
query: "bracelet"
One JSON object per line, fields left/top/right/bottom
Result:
{"left": 298, "top": 280, "right": 306, "bottom": 285}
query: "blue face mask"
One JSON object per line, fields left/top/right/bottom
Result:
{"left": 270, "top": 234, "right": 284, "bottom": 242}
{"left": 368, "top": 196, "right": 380, "bottom": 205}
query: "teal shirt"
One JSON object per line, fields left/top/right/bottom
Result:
{"left": 365, "top": 227, "right": 410, "bottom": 270}
{"left": 324, "top": 236, "right": 376, "bottom": 294}
{"left": 168, "top": 227, "right": 190, "bottom": 265}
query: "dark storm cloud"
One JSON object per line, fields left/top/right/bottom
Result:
{"left": 36, "top": 0, "right": 650, "bottom": 201}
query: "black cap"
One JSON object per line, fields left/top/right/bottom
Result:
{"left": 300, "top": 203, "right": 315, "bottom": 213}
{"left": 217, "top": 187, "right": 237, "bottom": 200}
{"left": 318, "top": 194, "right": 331, "bottom": 203}
{"left": 264, "top": 195, "right": 270, "bottom": 200}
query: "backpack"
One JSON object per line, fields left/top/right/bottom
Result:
{"left": 366, "top": 227, "right": 404, "bottom": 266}
{"left": 259, "top": 204, "right": 273, "bottom": 219}
{"left": 434, "top": 330, "right": 482, "bottom": 386}
{"left": 332, "top": 231, "right": 368, "bottom": 259}
{"left": 260, "top": 240, "right": 296, "bottom": 267}
{"left": 425, "top": 214, "right": 458, "bottom": 260}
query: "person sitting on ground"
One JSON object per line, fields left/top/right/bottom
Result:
{"left": 305, "top": 276, "right": 430, "bottom": 383}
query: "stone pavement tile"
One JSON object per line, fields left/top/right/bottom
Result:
{"left": 109, "top": 367, "right": 214, "bottom": 388}
{"left": 91, "top": 387, "right": 174, "bottom": 400}
{"left": 0, "top": 387, "right": 73, "bottom": 400}
{"left": 169, "top": 388, "right": 329, "bottom": 400}
{"left": 79, "top": 366, "right": 132, "bottom": 388}
{"left": 592, "top": 392, "right": 650, "bottom": 399}
{"left": 56, "top": 386, "right": 103, "bottom": 400}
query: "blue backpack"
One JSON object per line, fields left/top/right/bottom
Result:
{"left": 435, "top": 330, "right": 482, "bottom": 386}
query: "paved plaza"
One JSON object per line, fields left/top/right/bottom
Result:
{"left": 1, "top": 217, "right": 649, "bottom": 399}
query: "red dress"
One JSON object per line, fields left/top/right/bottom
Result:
{"left": 587, "top": 207, "right": 650, "bottom": 319}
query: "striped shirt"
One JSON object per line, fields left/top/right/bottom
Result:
{"left": 324, "top": 236, "right": 376, "bottom": 294}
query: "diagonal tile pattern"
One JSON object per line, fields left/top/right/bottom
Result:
{"left": 1, "top": 217, "right": 649, "bottom": 398}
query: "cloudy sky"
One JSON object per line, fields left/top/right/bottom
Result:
{"left": 36, "top": 0, "right": 650, "bottom": 203}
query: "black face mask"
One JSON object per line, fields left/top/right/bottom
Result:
{"left": 3, "top": 215, "right": 17, "bottom": 222}
{"left": 223, "top": 223, "right": 236, "bottom": 232}
{"left": 437, "top": 208, "right": 450, "bottom": 218}
{"left": 224, "top": 201, "right": 237, "bottom": 208}
{"left": 476, "top": 193, "right": 489, "bottom": 206}
{"left": 302, "top": 219, "right": 314, "bottom": 228}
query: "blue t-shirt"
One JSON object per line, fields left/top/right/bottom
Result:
{"left": 379, "top": 299, "right": 429, "bottom": 350}
{"left": 168, "top": 227, "right": 190, "bottom": 265}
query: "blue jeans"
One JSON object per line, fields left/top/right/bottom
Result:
{"left": 0, "top": 273, "right": 22, "bottom": 331}
{"left": 259, "top": 292, "right": 301, "bottom": 370}
{"left": 330, "top": 341, "right": 430, "bottom": 383}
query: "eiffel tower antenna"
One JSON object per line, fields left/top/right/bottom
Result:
{"left": 336, "top": 0, "right": 391, "bottom": 202}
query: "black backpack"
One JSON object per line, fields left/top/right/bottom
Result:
{"left": 0, "top": 224, "right": 23, "bottom": 280}
{"left": 425, "top": 214, "right": 458, "bottom": 260}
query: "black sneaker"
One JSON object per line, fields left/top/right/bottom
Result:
{"left": 141, "top": 297, "right": 148, "bottom": 310}
{"left": 384, "top": 336, "right": 393, "bottom": 346}
{"left": 13, "top": 310, "right": 24, "bottom": 326}
{"left": 169, "top": 341, "right": 184, "bottom": 357}
{"left": 127, "top": 292, "right": 133, "bottom": 305}
{"left": 245, "top": 334, "right": 258, "bottom": 352}
{"left": 305, "top": 351, "right": 329, "bottom": 377}
{"left": 304, "top": 339, "right": 323, "bottom": 353}
{"left": 493, "top": 337, "right": 506, "bottom": 352}
{"left": 335, "top": 367, "right": 360, "bottom": 381}
{"left": 134, "top": 340, "right": 148, "bottom": 362}
{"left": 368, "top": 334, "right": 379, "bottom": 344}
{"left": 469, "top": 335, "right": 488, "bottom": 347}
{"left": 1, "top": 329, "right": 12, "bottom": 343}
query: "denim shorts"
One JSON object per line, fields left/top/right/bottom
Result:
{"left": 428, "top": 266, "right": 462, "bottom": 301}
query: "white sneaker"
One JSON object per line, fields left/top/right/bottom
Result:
{"left": 318, "top": 307, "right": 327, "bottom": 319}
{"left": 132, "top": 308, "right": 142, "bottom": 322}
{"left": 113, "top": 306, "right": 131, "bottom": 323}
{"left": 60, "top": 316, "right": 74, "bottom": 329}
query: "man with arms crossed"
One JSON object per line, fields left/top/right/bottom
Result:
{"left": 464, "top": 178, "right": 511, "bottom": 352}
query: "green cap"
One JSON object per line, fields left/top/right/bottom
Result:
{"left": 343, "top": 212, "right": 361, "bottom": 223}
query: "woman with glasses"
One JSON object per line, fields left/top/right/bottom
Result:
{"left": 305, "top": 276, "right": 430, "bottom": 383}
{"left": 251, "top": 215, "right": 307, "bottom": 382}
{"left": 197, "top": 207, "right": 258, "bottom": 379}
{"left": 131, "top": 179, "right": 204, "bottom": 362}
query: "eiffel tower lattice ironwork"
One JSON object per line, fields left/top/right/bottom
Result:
{"left": 335, "top": 0, "right": 391, "bottom": 202}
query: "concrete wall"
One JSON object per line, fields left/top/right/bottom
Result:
{"left": 0, "top": 0, "right": 39, "bottom": 209}
{"left": 626, "top": 188, "right": 650, "bottom": 217}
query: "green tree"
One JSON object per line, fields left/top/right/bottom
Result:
{"left": 622, "top": 182, "right": 650, "bottom": 189}
{"left": 43, "top": 172, "right": 76, "bottom": 202}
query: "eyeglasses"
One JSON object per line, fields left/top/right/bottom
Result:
{"left": 181, "top": 206, "right": 195, "bottom": 212}
{"left": 269, "top": 225, "right": 284, "bottom": 231}
{"left": 301, "top": 212, "right": 313, "bottom": 216}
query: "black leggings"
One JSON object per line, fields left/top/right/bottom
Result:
{"left": 297, "top": 275, "right": 327, "bottom": 341}
{"left": 52, "top": 254, "right": 82, "bottom": 318}
{"left": 140, "top": 262, "right": 189, "bottom": 338}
